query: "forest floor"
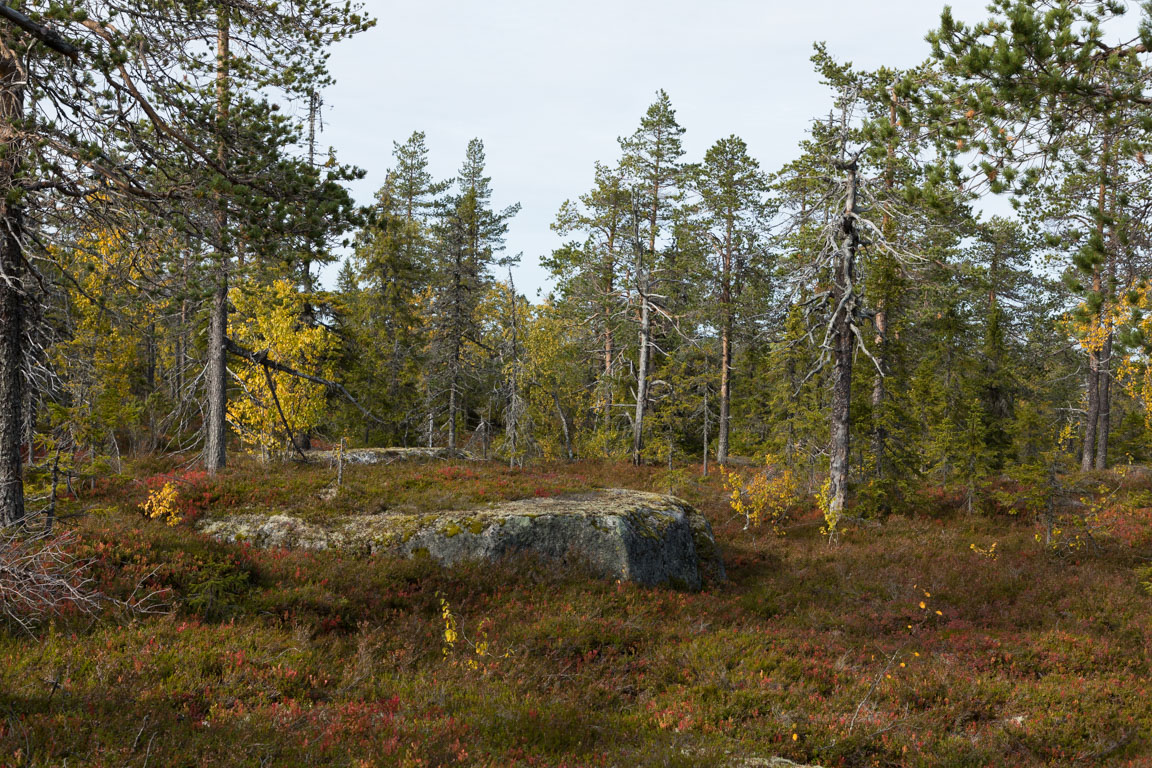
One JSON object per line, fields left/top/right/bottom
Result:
{"left": 2, "top": 455, "right": 1152, "bottom": 767}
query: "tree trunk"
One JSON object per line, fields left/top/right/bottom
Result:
{"left": 1083, "top": 347, "right": 1100, "bottom": 472}
{"left": 632, "top": 278, "right": 651, "bottom": 465}
{"left": 205, "top": 6, "right": 230, "bottom": 474}
{"left": 447, "top": 380, "right": 457, "bottom": 453}
{"left": 828, "top": 159, "right": 859, "bottom": 524}
{"left": 1095, "top": 329, "right": 1113, "bottom": 470}
{"left": 717, "top": 235, "right": 732, "bottom": 466}
{"left": 602, "top": 260, "right": 615, "bottom": 427}
{"left": 0, "top": 39, "right": 27, "bottom": 526}
{"left": 869, "top": 305, "right": 887, "bottom": 473}
{"left": 553, "top": 392, "right": 573, "bottom": 461}
{"left": 829, "top": 266, "right": 854, "bottom": 521}
{"left": 204, "top": 279, "right": 228, "bottom": 473}
{"left": 1095, "top": 213, "right": 1117, "bottom": 472}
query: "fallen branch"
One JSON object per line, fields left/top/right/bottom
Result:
{"left": 0, "top": 529, "right": 166, "bottom": 634}
{"left": 224, "top": 338, "right": 388, "bottom": 427}
{"left": 0, "top": 3, "right": 79, "bottom": 59}
{"left": 257, "top": 362, "right": 309, "bottom": 462}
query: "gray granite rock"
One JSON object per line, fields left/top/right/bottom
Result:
{"left": 200, "top": 489, "right": 724, "bottom": 590}
{"left": 304, "top": 447, "right": 475, "bottom": 465}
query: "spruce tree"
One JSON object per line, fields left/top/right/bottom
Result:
{"left": 427, "top": 139, "right": 519, "bottom": 452}
{"left": 349, "top": 131, "right": 447, "bottom": 443}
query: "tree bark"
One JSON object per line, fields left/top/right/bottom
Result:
{"left": 204, "top": 279, "right": 228, "bottom": 472}
{"left": 447, "top": 380, "right": 458, "bottom": 453}
{"left": 1095, "top": 213, "right": 1117, "bottom": 471}
{"left": 0, "top": 37, "right": 27, "bottom": 526}
{"left": 717, "top": 219, "right": 733, "bottom": 466}
{"left": 1095, "top": 329, "right": 1112, "bottom": 470}
{"left": 828, "top": 158, "right": 860, "bottom": 522}
{"left": 870, "top": 92, "right": 898, "bottom": 479}
{"left": 553, "top": 391, "right": 573, "bottom": 461}
{"left": 204, "top": 6, "right": 230, "bottom": 474}
{"left": 869, "top": 305, "right": 887, "bottom": 472}
{"left": 632, "top": 277, "right": 651, "bottom": 465}
{"left": 828, "top": 245, "right": 855, "bottom": 521}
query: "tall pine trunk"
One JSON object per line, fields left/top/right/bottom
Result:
{"left": 828, "top": 244, "right": 855, "bottom": 520}
{"left": 1095, "top": 329, "right": 1113, "bottom": 470}
{"left": 447, "top": 383, "right": 458, "bottom": 453}
{"left": 1083, "top": 343, "right": 1100, "bottom": 472}
{"left": 1083, "top": 165, "right": 1110, "bottom": 473}
{"left": 869, "top": 307, "right": 887, "bottom": 470}
{"left": 870, "top": 93, "right": 898, "bottom": 479}
{"left": 0, "top": 208, "right": 25, "bottom": 528}
{"left": 828, "top": 158, "right": 860, "bottom": 522}
{"left": 1095, "top": 219, "right": 1117, "bottom": 471}
{"left": 205, "top": 279, "right": 228, "bottom": 472}
{"left": 205, "top": 7, "right": 231, "bottom": 473}
{"left": 718, "top": 322, "right": 731, "bottom": 465}
{"left": 0, "top": 40, "right": 26, "bottom": 526}
{"left": 717, "top": 224, "right": 733, "bottom": 466}
{"left": 601, "top": 249, "right": 616, "bottom": 428}
{"left": 632, "top": 275, "right": 651, "bottom": 465}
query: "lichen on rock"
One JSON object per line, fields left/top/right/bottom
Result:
{"left": 200, "top": 488, "right": 725, "bottom": 590}
{"left": 305, "top": 447, "right": 475, "bottom": 466}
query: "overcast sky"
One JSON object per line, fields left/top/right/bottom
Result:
{"left": 315, "top": 0, "right": 1000, "bottom": 297}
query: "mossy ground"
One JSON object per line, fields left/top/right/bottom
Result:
{"left": 3, "top": 456, "right": 1152, "bottom": 766}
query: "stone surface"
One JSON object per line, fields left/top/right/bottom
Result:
{"left": 200, "top": 489, "right": 725, "bottom": 590}
{"left": 305, "top": 447, "right": 475, "bottom": 465}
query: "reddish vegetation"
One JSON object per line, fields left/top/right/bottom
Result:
{"left": 2, "top": 457, "right": 1152, "bottom": 766}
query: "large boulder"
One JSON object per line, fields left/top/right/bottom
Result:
{"left": 200, "top": 489, "right": 725, "bottom": 590}
{"left": 304, "top": 447, "right": 475, "bottom": 465}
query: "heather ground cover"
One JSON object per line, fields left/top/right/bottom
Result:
{"left": 2, "top": 457, "right": 1152, "bottom": 767}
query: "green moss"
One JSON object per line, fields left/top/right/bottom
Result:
{"left": 441, "top": 522, "right": 464, "bottom": 537}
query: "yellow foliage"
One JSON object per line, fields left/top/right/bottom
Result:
{"left": 817, "top": 478, "right": 837, "bottom": 537}
{"left": 969, "top": 542, "right": 998, "bottom": 559}
{"left": 228, "top": 280, "right": 336, "bottom": 454}
{"left": 140, "top": 482, "right": 182, "bottom": 526}
{"left": 721, "top": 455, "right": 799, "bottom": 533}
{"left": 51, "top": 228, "right": 163, "bottom": 446}
{"left": 1118, "top": 284, "right": 1152, "bottom": 427}
{"left": 438, "top": 594, "right": 507, "bottom": 671}
{"left": 439, "top": 595, "right": 459, "bottom": 657}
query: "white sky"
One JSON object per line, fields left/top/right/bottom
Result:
{"left": 314, "top": 0, "right": 1022, "bottom": 297}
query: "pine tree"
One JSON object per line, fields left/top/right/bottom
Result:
{"left": 548, "top": 162, "right": 633, "bottom": 437}
{"left": 618, "top": 90, "right": 686, "bottom": 464}
{"left": 0, "top": 0, "right": 371, "bottom": 522}
{"left": 928, "top": 0, "right": 1152, "bottom": 471}
{"left": 689, "top": 135, "right": 772, "bottom": 466}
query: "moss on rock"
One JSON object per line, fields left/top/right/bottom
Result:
{"left": 200, "top": 489, "right": 725, "bottom": 590}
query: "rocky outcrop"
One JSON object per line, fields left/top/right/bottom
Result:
{"left": 200, "top": 489, "right": 725, "bottom": 590}
{"left": 304, "top": 447, "right": 475, "bottom": 465}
